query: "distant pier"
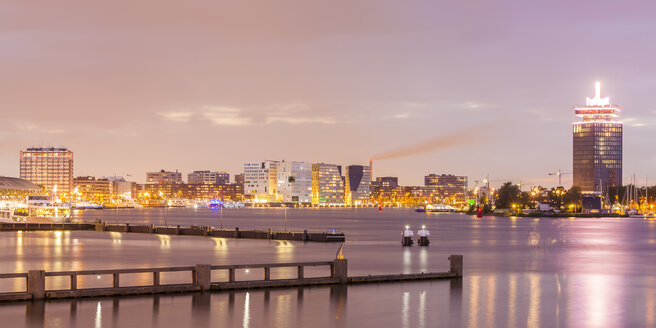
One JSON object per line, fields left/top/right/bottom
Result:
{"left": 0, "top": 222, "right": 345, "bottom": 242}
{"left": 0, "top": 255, "right": 463, "bottom": 301}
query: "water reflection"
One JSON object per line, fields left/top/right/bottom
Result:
{"left": 5, "top": 209, "right": 656, "bottom": 327}
{"left": 157, "top": 235, "right": 171, "bottom": 248}
{"left": 527, "top": 274, "right": 541, "bottom": 327}
{"left": 243, "top": 292, "right": 250, "bottom": 328}
{"left": 94, "top": 301, "right": 102, "bottom": 328}
{"left": 401, "top": 291, "right": 409, "bottom": 328}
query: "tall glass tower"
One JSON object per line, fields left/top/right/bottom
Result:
{"left": 573, "top": 82, "right": 622, "bottom": 192}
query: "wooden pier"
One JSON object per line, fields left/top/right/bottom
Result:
{"left": 0, "top": 222, "right": 345, "bottom": 242}
{"left": 0, "top": 255, "right": 462, "bottom": 302}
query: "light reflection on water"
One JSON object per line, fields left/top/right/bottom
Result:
{"left": 0, "top": 208, "right": 654, "bottom": 327}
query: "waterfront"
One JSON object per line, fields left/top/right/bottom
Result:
{"left": 1, "top": 208, "right": 655, "bottom": 327}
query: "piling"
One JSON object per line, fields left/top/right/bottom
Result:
{"left": 332, "top": 259, "right": 348, "bottom": 283}
{"left": 449, "top": 255, "right": 463, "bottom": 277}
{"left": 193, "top": 264, "right": 212, "bottom": 291}
{"left": 27, "top": 270, "right": 45, "bottom": 300}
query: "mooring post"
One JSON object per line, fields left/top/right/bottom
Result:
{"left": 448, "top": 255, "right": 463, "bottom": 277}
{"left": 228, "top": 268, "right": 235, "bottom": 282}
{"left": 303, "top": 230, "right": 308, "bottom": 241}
{"left": 113, "top": 273, "right": 120, "bottom": 288}
{"left": 264, "top": 267, "right": 271, "bottom": 281}
{"left": 193, "top": 264, "right": 212, "bottom": 291}
{"left": 235, "top": 227, "right": 240, "bottom": 238}
{"left": 70, "top": 274, "right": 77, "bottom": 290}
{"left": 27, "top": 270, "right": 46, "bottom": 300}
{"left": 332, "top": 259, "right": 348, "bottom": 283}
{"left": 94, "top": 223, "right": 105, "bottom": 232}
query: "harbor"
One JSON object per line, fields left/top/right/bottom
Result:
{"left": 0, "top": 208, "right": 655, "bottom": 326}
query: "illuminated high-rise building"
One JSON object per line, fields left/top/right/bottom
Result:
{"left": 311, "top": 163, "right": 344, "bottom": 205}
{"left": 573, "top": 82, "right": 622, "bottom": 192}
{"left": 20, "top": 147, "right": 74, "bottom": 199}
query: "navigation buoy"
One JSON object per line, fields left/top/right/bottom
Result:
{"left": 477, "top": 207, "right": 483, "bottom": 218}
{"left": 378, "top": 205, "right": 383, "bottom": 212}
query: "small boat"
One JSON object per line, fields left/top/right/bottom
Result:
{"left": 72, "top": 201, "right": 103, "bottom": 209}
{"left": 415, "top": 207, "right": 426, "bottom": 213}
{"left": 425, "top": 204, "right": 456, "bottom": 213}
{"left": 401, "top": 226, "right": 414, "bottom": 246}
{"left": 417, "top": 226, "right": 430, "bottom": 246}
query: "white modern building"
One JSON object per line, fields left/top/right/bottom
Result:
{"left": 243, "top": 161, "right": 279, "bottom": 202}
{"left": 277, "top": 160, "right": 312, "bottom": 203}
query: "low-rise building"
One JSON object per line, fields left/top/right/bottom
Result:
{"left": 73, "top": 176, "right": 113, "bottom": 204}
{"left": 424, "top": 174, "right": 468, "bottom": 203}
{"left": 141, "top": 183, "right": 242, "bottom": 201}
{"left": 188, "top": 171, "right": 229, "bottom": 184}
{"left": 376, "top": 177, "right": 399, "bottom": 188}
{"left": 146, "top": 170, "right": 182, "bottom": 184}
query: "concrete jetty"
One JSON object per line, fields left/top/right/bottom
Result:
{"left": 0, "top": 255, "right": 463, "bottom": 302}
{"left": 0, "top": 222, "right": 345, "bottom": 242}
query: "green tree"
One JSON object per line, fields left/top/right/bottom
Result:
{"left": 563, "top": 186, "right": 582, "bottom": 212}
{"left": 494, "top": 182, "right": 521, "bottom": 209}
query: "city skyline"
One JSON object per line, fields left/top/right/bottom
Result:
{"left": 2, "top": 1, "right": 655, "bottom": 186}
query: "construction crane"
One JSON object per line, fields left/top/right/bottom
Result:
{"left": 548, "top": 169, "right": 572, "bottom": 186}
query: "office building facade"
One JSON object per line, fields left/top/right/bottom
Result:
{"left": 243, "top": 161, "right": 279, "bottom": 202}
{"left": 573, "top": 82, "right": 622, "bottom": 192}
{"left": 20, "top": 147, "right": 74, "bottom": 199}
{"left": 146, "top": 170, "right": 182, "bottom": 184}
{"left": 376, "top": 177, "right": 399, "bottom": 188}
{"left": 73, "top": 176, "right": 113, "bottom": 204}
{"left": 344, "top": 165, "right": 371, "bottom": 205}
{"left": 424, "top": 174, "right": 468, "bottom": 202}
{"left": 277, "top": 160, "right": 312, "bottom": 203}
{"left": 311, "top": 163, "right": 344, "bottom": 205}
{"left": 188, "top": 171, "right": 229, "bottom": 184}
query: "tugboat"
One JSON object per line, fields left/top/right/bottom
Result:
{"left": 417, "top": 225, "right": 430, "bottom": 246}
{"left": 401, "top": 226, "right": 414, "bottom": 246}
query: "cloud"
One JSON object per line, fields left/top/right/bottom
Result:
{"left": 264, "top": 102, "right": 336, "bottom": 124}
{"left": 158, "top": 111, "right": 194, "bottom": 122}
{"left": 265, "top": 116, "right": 336, "bottom": 124}
{"left": 202, "top": 106, "right": 253, "bottom": 126}
{"left": 158, "top": 103, "right": 337, "bottom": 126}
{"left": 12, "top": 121, "right": 66, "bottom": 134}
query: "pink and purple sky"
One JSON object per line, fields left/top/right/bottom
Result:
{"left": 1, "top": 1, "right": 655, "bottom": 186}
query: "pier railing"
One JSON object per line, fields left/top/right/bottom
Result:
{"left": 0, "top": 255, "right": 463, "bottom": 302}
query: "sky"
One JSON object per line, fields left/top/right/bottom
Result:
{"left": 1, "top": 1, "right": 655, "bottom": 187}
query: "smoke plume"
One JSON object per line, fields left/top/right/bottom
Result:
{"left": 370, "top": 124, "right": 491, "bottom": 161}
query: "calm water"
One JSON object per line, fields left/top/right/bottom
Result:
{"left": 1, "top": 208, "right": 655, "bottom": 327}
